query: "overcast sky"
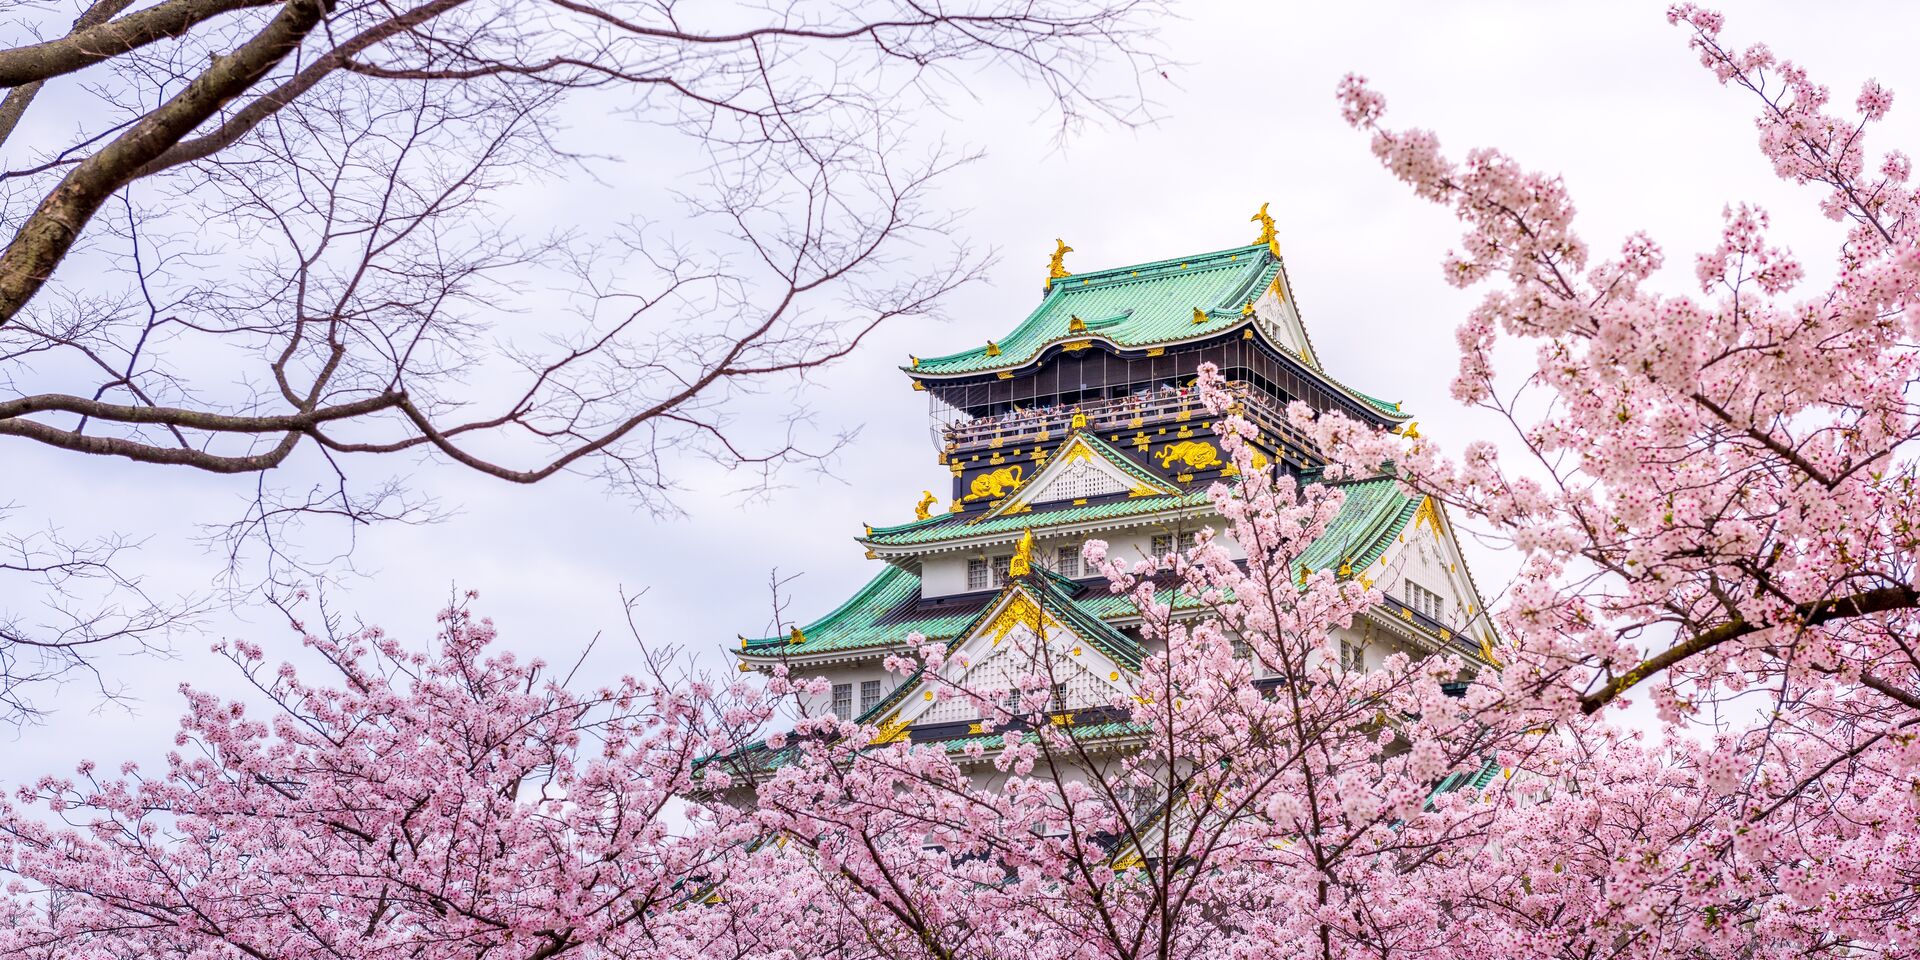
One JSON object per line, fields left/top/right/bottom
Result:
{"left": 4, "top": 0, "right": 1910, "bottom": 778}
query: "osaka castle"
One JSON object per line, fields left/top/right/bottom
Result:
{"left": 732, "top": 211, "right": 1496, "bottom": 756}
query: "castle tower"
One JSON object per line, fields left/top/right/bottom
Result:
{"left": 732, "top": 217, "right": 1495, "bottom": 760}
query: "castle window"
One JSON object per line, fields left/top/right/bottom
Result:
{"left": 831, "top": 683, "right": 853, "bottom": 721}
{"left": 860, "top": 679, "right": 883, "bottom": 713}
{"left": 1339, "top": 638, "right": 1364, "bottom": 672}
{"left": 1151, "top": 531, "right": 1199, "bottom": 558}
{"left": 1055, "top": 545, "right": 1082, "bottom": 578}
{"left": 1405, "top": 581, "right": 1446, "bottom": 621}
{"left": 968, "top": 555, "right": 1013, "bottom": 590}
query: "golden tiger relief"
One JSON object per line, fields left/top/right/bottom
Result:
{"left": 1156, "top": 440, "right": 1221, "bottom": 472}
{"left": 966, "top": 464, "right": 1025, "bottom": 501}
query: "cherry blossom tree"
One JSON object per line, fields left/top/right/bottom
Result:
{"left": 0, "top": 0, "right": 1166, "bottom": 721}
{"left": 673, "top": 366, "right": 1530, "bottom": 960}
{"left": 18, "top": 7, "right": 1920, "bottom": 959}
{"left": 1285, "top": 4, "right": 1920, "bottom": 953}
{"left": 0, "top": 598, "right": 772, "bottom": 959}
{"left": 0, "top": 370, "right": 1533, "bottom": 960}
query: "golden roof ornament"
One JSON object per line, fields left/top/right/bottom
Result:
{"left": 1070, "top": 408, "right": 1087, "bottom": 429}
{"left": 1009, "top": 528, "right": 1035, "bottom": 577}
{"left": 985, "top": 340, "right": 1001, "bottom": 357}
{"left": 1046, "top": 239, "right": 1073, "bottom": 291}
{"left": 789, "top": 626, "right": 807, "bottom": 645}
{"left": 1192, "top": 307, "right": 1208, "bottom": 325}
{"left": 1068, "top": 315, "right": 1086, "bottom": 333}
{"left": 1398, "top": 421, "right": 1420, "bottom": 440}
{"left": 914, "top": 490, "right": 937, "bottom": 520}
{"left": 1251, "top": 202, "right": 1280, "bottom": 257}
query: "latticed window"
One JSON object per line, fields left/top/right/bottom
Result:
{"left": 1055, "top": 545, "right": 1082, "bottom": 578}
{"left": 1405, "top": 581, "right": 1445, "bottom": 621}
{"left": 1152, "top": 531, "right": 1199, "bottom": 558}
{"left": 967, "top": 555, "right": 1015, "bottom": 590}
{"left": 1339, "top": 638, "right": 1364, "bottom": 673}
{"left": 831, "top": 683, "right": 853, "bottom": 721}
{"left": 860, "top": 679, "right": 883, "bottom": 713}
{"left": 1044, "top": 459, "right": 1122, "bottom": 503}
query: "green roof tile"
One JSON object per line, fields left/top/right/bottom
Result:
{"left": 1295, "top": 478, "right": 1421, "bottom": 574}
{"left": 742, "top": 479, "right": 1418, "bottom": 659}
{"left": 904, "top": 243, "right": 1410, "bottom": 421}
{"left": 866, "top": 489, "right": 1212, "bottom": 547}
{"left": 739, "top": 565, "right": 980, "bottom": 656}
{"left": 910, "top": 244, "right": 1281, "bottom": 377}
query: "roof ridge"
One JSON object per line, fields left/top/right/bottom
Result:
{"left": 906, "top": 243, "right": 1278, "bottom": 373}
{"left": 865, "top": 487, "right": 1212, "bottom": 548}
{"left": 868, "top": 512, "right": 956, "bottom": 536}
{"left": 1057, "top": 242, "right": 1271, "bottom": 287}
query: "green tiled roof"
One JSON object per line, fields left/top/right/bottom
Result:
{"left": 1345, "top": 386, "right": 1404, "bottom": 418}
{"left": 903, "top": 242, "right": 1410, "bottom": 421}
{"left": 1425, "top": 756, "right": 1502, "bottom": 808}
{"left": 738, "top": 565, "right": 980, "bottom": 656}
{"left": 743, "top": 478, "right": 1418, "bottom": 659}
{"left": 910, "top": 244, "right": 1282, "bottom": 377}
{"left": 865, "top": 489, "right": 1213, "bottom": 547}
{"left": 910, "top": 719, "right": 1145, "bottom": 755}
{"left": 713, "top": 717, "right": 1147, "bottom": 779}
{"left": 842, "top": 568, "right": 1149, "bottom": 735}
{"left": 1023, "top": 567, "right": 1146, "bottom": 669}
{"left": 1295, "top": 477, "right": 1421, "bottom": 574}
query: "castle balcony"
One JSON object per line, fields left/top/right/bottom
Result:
{"left": 940, "top": 380, "right": 1313, "bottom": 461}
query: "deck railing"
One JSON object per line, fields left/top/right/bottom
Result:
{"left": 942, "top": 381, "right": 1307, "bottom": 452}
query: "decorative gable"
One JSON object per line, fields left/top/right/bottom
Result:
{"left": 880, "top": 583, "right": 1137, "bottom": 730}
{"left": 1030, "top": 454, "right": 1130, "bottom": 503}
{"left": 918, "top": 634, "right": 1115, "bottom": 723}
{"left": 985, "top": 432, "right": 1177, "bottom": 519}
{"left": 1252, "top": 269, "right": 1320, "bottom": 368}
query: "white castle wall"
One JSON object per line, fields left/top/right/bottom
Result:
{"left": 916, "top": 520, "right": 1243, "bottom": 600}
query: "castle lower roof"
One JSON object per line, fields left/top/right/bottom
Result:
{"left": 743, "top": 477, "right": 1420, "bottom": 661}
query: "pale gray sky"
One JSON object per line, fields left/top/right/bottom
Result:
{"left": 4, "top": 0, "right": 1905, "bottom": 776}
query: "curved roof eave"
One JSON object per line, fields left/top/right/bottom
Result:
{"left": 908, "top": 317, "right": 1410, "bottom": 423}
